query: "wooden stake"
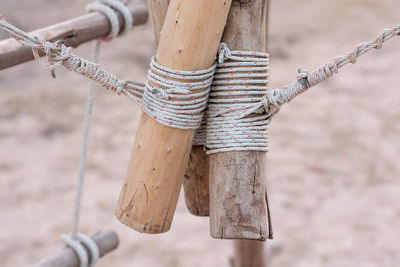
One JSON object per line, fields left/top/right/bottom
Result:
{"left": 209, "top": 0, "right": 270, "bottom": 240}
{"left": 31, "top": 230, "right": 119, "bottom": 267}
{"left": 232, "top": 240, "right": 266, "bottom": 267}
{"left": 0, "top": 5, "right": 148, "bottom": 70}
{"left": 147, "top": 0, "right": 210, "bottom": 217}
{"left": 115, "top": 0, "right": 232, "bottom": 234}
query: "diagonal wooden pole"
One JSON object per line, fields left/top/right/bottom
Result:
{"left": 115, "top": 0, "right": 232, "bottom": 234}
{"left": 209, "top": 0, "right": 270, "bottom": 240}
{"left": 0, "top": 5, "right": 148, "bottom": 70}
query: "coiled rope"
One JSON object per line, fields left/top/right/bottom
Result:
{"left": 198, "top": 43, "right": 270, "bottom": 153}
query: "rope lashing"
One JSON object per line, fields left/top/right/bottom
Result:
{"left": 263, "top": 24, "right": 400, "bottom": 114}
{"left": 0, "top": 14, "right": 144, "bottom": 105}
{"left": 66, "top": 1, "right": 131, "bottom": 266}
{"left": 86, "top": 0, "right": 133, "bottom": 40}
{"left": 61, "top": 233, "right": 100, "bottom": 267}
{"left": 196, "top": 43, "right": 270, "bottom": 153}
{"left": 142, "top": 57, "right": 216, "bottom": 129}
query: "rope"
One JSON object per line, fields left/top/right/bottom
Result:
{"left": 142, "top": 57, "right": 216, "bottom": 129}
{"left": 197, "top": 43, "right": 270, "bottom": 153}
{"left": 0, "top": 14, "right": 145, "bottom": 106}
{"left": 263, "top": 24, "right": 400, "bottom": 116}
{"left": 61, "top": 233, "right": 100, "bottom": 267}
{"left": 63, "top": 1, "right": 132, "bottom": 266}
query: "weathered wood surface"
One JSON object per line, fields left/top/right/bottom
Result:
{"left": 183, "top": 145, "right": 210, "bottom": 216}
{"left": 31, "top": 230, "right": 119, "bottom": 267}
{"left": 0, "top": 5, "right": 148, "bottom": 70}
{"left": 232, "top": 240, "right": 266, "bottom": 267}
{"left": 115, "top": 0, "right": 232, "bottom": 234}
{"left": 209, "top": 0, "right": 270, "bottom": 240}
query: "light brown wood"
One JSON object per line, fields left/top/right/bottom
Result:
{"left": 209, "top": 0, "right": 269, "bottom": 240}
{"left": 148, "top": 0, "right": 170, "bottom": 44}
{"left": 0, "top": 5, "right": 148, "bottom": 70}
{"left": 147, "top": 0, "right": 211, "bottom": 217}
{"left": 31, "top": 230, "right": 119, "bottom": 267}
{"left": 115, "top": 0, "right": 232, "bottom": 234}
{"left": 232, "top": 240, "right": 266, "bottom": 267}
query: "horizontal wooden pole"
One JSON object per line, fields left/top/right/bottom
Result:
{"left": 0, "top": 5, "right": 149, "bottom": 70}
{"left": 31, "top": 230, "right": 119, "bottom": 267}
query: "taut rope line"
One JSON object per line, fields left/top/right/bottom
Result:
{"left": 0, "top": 15, "right": 399, "bottom": 147}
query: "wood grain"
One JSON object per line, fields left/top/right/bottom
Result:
{"left": 209, "top": 0, "right": 269, "bottom": 241}
{"left": 115, "top": 0, "right": 232, "bottom": 234}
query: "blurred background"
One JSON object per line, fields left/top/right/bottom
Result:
{"left": 0, "top": 0, "right": 399, "bottom": 266}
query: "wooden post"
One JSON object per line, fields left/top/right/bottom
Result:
{"left": 0, "top": 5, "right": 148, "bottom": 70}
{"left": 147, "top": 0, "right": 211, "bottom": 217}
{"left": 209, "top": 0, "right": 269, "bottom": 240}
{"left": 232, "top": 240, "right": 266, "bottom": 267}
{"left": 31, "top": 230, "right": 119, "bottom": 267}
{"left": 115, "top": 0, "right": 232, "bottom": 233}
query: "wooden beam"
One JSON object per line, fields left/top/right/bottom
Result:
{"left": 209, "top": 0, "right": 270, "bottom": 240}
{"left": 31, "top": 230, "right": 119, "bottom": 267}
{"left": 0, "top": 5, "right": 148, "bottom": 70}
{"left": 115, "top": 0, "right": 232, "bottom": 234}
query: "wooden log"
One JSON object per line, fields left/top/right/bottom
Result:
{"left": 0, "top": 5, "right": 149, "bottom": 70}
{"left": 147, "top": 0, "right": 210, "bottom": 217}
{"left": 31, "top": 230, "right": 119, "bottom": 267}
{"left": 209, "top": 0, "right": 269, "bottom": 240}
{"left": 115, "top": 0, "right": 232, "bottom": 233}
{"left": 183, "top": 145, "right": 210, "bottom": 216}
{"left": 232, "top": 240, "right": 266, "bottom": 267}
{"left": 147, "top": 0, "right": 170, "bottom": 45}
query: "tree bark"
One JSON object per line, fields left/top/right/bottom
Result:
{"left": 115, "top": 0, "right": 232, "bottom": 234}
{"left": 209, "top": 0, "right": 269, "bottom": 240}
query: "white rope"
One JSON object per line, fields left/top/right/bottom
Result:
{"left": 263, "top": 24, "right": 400, "bottom": 115}
{"left": 67, "top": 1, "right": 131, "bottom": 266}
{"left": 86, "top": 0, "right": 133, "bottom": 39}
{"left": 196, "top": 43, "right": 270, "bottom": 153}
{"left": 61, "top": 233, "right": 100, "bottom": 267}
{"left": 0, "top": 14, "right": 145, "bottom": 105}
{"left": 141, "top": 57, "right": 216, "bottom": 129}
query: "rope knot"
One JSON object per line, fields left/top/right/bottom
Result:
{"left": 297, "top": 68, "right": 311, "bottom": 89}
{"left": 151, "top": 86, "right": 170, "bottom": 100}
{"left": 218, "top": 42, "right": 231, "bottom": 64}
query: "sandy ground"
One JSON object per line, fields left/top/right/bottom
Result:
{"left": 0, "top": 0, "right": 399, "bottom": 266}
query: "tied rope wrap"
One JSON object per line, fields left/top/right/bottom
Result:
{"left": 62, "top": 1, "right": 133, "bottom": 267}
{"left": 142, "top": 57, "right": 216, "bottom": 129}
{"left": 195, "top": 43, "right": 270, "bottom": 153}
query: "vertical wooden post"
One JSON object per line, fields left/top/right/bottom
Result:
{"left": 115, "top": 0, "right": 232, "bottom": 234}
{"left": 209, "top": 0, "right": 270, "bottom": 240}
{"left": 232, "top": 240, "right": 266, "bottom": 267}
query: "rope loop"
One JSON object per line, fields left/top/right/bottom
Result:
{"left": 61, "top": 233, "right": 100, "bottom": 267}
{"left": 142, "top": 56, "right": 216, "bottom": 129}
{"left": 85, "top": 0, "right": 133, "bottom": 40}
